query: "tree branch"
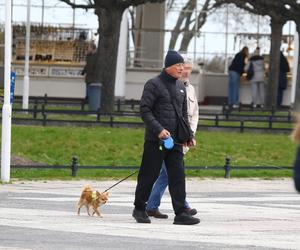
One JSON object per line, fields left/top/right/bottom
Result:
{"left": 124, "top": 0, "right": 165, "bottom": 7}
{"left": 214, "top": 0, "right": 289, "bottom": 21}
{"left": 166, "top": 0, "right": 175, "bottom": 13}
{"left": 59, "top": 0, "right": 95, "bottom": 9}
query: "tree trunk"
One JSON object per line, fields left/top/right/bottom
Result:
{"left": 265, "top": 18, "right": 284, "bottom": 109}
{"left": 179, "top": 31, "right": 195, "bottom": 52}
{"left": 95, "top": 7, "right": 124, "bottom": 113}
{"left": 294, "top": 24, "right": 300, "bottom": 112}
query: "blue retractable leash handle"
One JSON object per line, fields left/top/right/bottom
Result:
{"left": 161, "top": 136, "right": 174, "bottom": 150}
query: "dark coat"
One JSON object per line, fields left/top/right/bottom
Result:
{"left": 229, "top": 51, "right": 247, "bottom": 75}
{"left": 140, "top": 70, "right": 189, "bottom": 142}
{"left": 294, "top": 146, "right": 300, "bottom": 192}
{"left": 278, "top": 53, "right": 290, "bottom": 90}
{"left": 83, "top": 52, "right": 98, "bottom": 84}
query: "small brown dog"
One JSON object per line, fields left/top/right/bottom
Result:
{"left": 77, "top": 185, "right": 109, "bottom": 217}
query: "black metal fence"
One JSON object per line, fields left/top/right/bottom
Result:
{"left": 1, "top": 95, "right": 295, "bottom": 133}
{"left": 10, "top": 155, "right": 293, "bottom": 179}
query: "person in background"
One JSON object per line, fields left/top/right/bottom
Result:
{"left": 146, "top": 58, "right": 199, "bottom": 219}
{"left": 277, "top": 51, "right": 290, "bottom": 108}
{"left": 81, "top": 42, "right": 98, "bottom": 104}
{"left": 132, "top": 50, "right": 200, "bottom": 225}
{"left": 291, "top": 116, "right": 300, "bottom": 192}
{"left": 228, "top": 46, "right": 249, "bottom": 108}
{"left": 244, "top": 47, "right": 265, "bottom": 108}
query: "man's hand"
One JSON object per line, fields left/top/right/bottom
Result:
{"left": 187, "top": 138, "right": 196, "bottom": 147}
{"left": 158, "top": 129, "right": 170, "bottom": 139}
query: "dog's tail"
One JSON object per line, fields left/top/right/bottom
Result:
{"left": 82, "top": 185, "right": 93, "bottom": 192}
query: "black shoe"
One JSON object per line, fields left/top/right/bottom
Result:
{"left": 146, "top": 209, "right": 168, "bottom": 219}
{"left": 173, "top": 212, "right": 200, "bottom": 225}
{"left": 184, "top": 208, "right": 197, "bottom": 216}
{"left": 132, "top": 208, "right": 151, "bottom": 223}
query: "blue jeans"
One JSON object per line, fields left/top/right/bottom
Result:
{"left": 146, "top": 161, "right": 190, "bottom": 211}
{"left": 228, "top": 70, "right": 240, "bottom": 106}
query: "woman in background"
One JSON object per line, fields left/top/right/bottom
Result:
{"left": 245, "top": 47, "right": 265, "bottom": 108}
{"left": 227, "top": 46, "right": 249, "bottom": 108}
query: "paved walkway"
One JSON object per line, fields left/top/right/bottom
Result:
{"left": 1, "top": 178, "right": 300, "bottom": 250}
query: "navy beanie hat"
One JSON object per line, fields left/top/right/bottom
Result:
{"left": 164, "top": 50, "right": 184, "bottom": 68}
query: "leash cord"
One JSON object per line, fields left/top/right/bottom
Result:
{"left": 103, "top": 170, "right": 138, "bottom": 193}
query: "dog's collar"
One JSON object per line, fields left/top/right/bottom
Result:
{"left": 92, "top": 191, "right": 97, "bottom": 200}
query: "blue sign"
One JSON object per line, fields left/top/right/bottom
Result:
{"left": 10, "top": 71, "right": 16, "bottom": 104}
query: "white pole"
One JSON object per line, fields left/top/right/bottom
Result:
{"left": 1, "top": 0, "right": 12, "bottom": 182}
{"left": 224, "top": 5, "right": 229, "bottom": 74}
{"left": 256, "top": 15, "right": 260, "bottom": 48}
{"left": 193, "top": 0, "right": 198, "bottom": 62}
{"left": 291, "top": 31, "right": 299, "bottom": 105}
{"left": 22, "top": 0, "right": 31, "bottom": 110}
{"left": 115, "top": 9, "right": 128, "bottom": 98}
{"left": 41, "top": 0, "right": 44, "bottom": 27}
{"left": 72, "top": 0, "right": 76, "bottom": 39}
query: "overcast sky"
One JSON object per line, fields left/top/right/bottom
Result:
{"left": 0, "top": 0, "right": 296, "bottom": 59}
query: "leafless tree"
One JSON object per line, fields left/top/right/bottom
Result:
{"left": 59, "top": 0, "right": 165, "bottom": 113}
{"left": 166, "top": 0, "right": 176, "bottom": 13}
{"left": 168, "top": 0, "right": 215, "bottom": 52}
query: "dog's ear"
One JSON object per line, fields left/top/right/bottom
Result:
{"left": 104, "top": 191, "right": 109, "bottom": 196}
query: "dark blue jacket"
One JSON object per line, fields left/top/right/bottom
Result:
{"left": 229, "top": 51, "right": 247, "bottom": 75}
{"left": 278, "top": 53, "right": 290, "bottom": 89}
{"left": 140, "top": 70, "right": 188, "bottom": 142}
{"left": 83, "top": 52, "right": 98, "bottom": 84}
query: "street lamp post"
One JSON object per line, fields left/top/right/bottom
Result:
{"left": 291, "top": 31, "right": 299, "bottom": 107}
{"left": 23, "top": 0, "right": 31, "bottom": 110}
{"left": 224, "top": 5, "right": 229, "bottom": 74}
{"left": 41, "top": 0, "right": 44, "bottom": 28}
{"left": 1, "top": 0, "right": 12, "bottom": 182}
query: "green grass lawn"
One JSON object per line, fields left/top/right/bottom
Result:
{"left": 1, "top": 125, "right": 296, "bottom": 180}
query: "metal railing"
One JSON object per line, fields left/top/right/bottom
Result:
{"left": 10, "top": 155, "right": 293, "bottom": 179}
{"left": 1, "top": 95, "right": 294, "bottom": 132}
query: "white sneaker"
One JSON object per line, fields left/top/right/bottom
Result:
{"left": 252, "top": 104, "right": 257, "bottom": 108}
{"left": 232, "top": 104, "right": 239, "bottom": 108}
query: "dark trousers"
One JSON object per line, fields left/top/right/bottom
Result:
{"left": 134, "top": 141, "right": 186, "bottom": 215}
{"left": 277, "top": 87, "right": 285, "bottom": 107}
{"left": 294, "top": 146, "right": 300, "bottom": 192}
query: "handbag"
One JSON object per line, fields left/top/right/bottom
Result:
{"left": 175, "top": 111, "right": 193, "bottom": 143}
{"left": 163, "top": 81, "right": 193, "bottom": 143}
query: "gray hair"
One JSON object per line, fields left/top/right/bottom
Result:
{"left": 183, "top": 56, "right": 194, "bottom": 66}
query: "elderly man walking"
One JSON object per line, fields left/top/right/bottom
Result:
{"left": 132, "top": 51, "right": 200, "bottom": 225}
{"left": 145, "top": 58, "right": 199, "bottom": 219}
